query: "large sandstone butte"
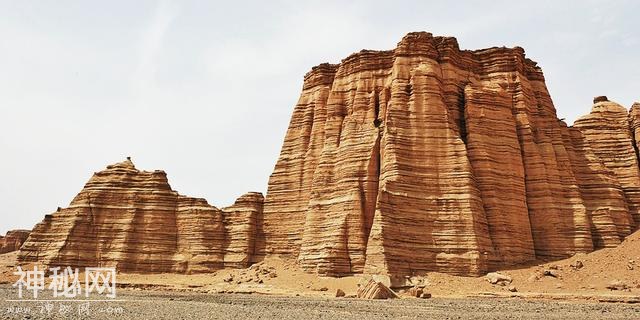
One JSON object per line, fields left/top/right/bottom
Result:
{"left": 258, "top": 32, "right": 639, "bottom": 277}
{"left": 17, "top": 32, "right": 640, "bottom": 278}
{"left": 0, "top": 230, "right": 30, "bottom": 254}
{"left": 18, "top": 159, "right": 264, "bottom": 273}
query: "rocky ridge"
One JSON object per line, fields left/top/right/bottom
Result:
{"left": 18, "top": 159, "right": 264, "bottom": 273}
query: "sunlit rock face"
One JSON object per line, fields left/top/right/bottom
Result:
{"left": 15, "top": 32, "right": 639, "bottom": 278}
{"left": 258, "top": 32, "right": 638, "bottom": 276}
{"left": 18, "top": 159, "right": 264, "bottom": 273}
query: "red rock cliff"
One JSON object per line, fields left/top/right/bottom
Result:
{"left": 259, "top": 32, "right": 638, "bottom": 276}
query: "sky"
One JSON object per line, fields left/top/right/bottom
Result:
{"left": 0, "top": 0, "right": 638, "bottom": 234}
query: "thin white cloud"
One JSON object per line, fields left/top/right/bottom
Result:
{"left": 130, "top": 0, "right": 178, "bottom": 108}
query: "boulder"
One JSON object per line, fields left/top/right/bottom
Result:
{"left": 357, "top": 279, "right": 398, "bottom": 299}
{"left": 486, "top": 272, "right": 512, "bottom": 285}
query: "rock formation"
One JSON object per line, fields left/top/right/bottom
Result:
{"left": 18, "top": 159, "right": 264, "bottom": 273}
{"left": 258, "top": 32, "right": 638, "bottom": 277}
{"left": 222, "top": 192, "right": 264, "bottom": 268}
{"left": 15, "top": 32, "right": 640, "bottom": 279}
{"left": 0, "top": 230, "right": 30, "bottom": 254}
{"left": 357, "top": 279, "right": 398, "bottom": 299}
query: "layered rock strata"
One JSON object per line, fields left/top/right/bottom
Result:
{"left": 259, "top": 32, "right": 638, "bottom": 276}
{"left": 15, "top": 32, "right": 640, "bottom": 278}
{"left": 0, "top": 230, "right": 30, "bottom": 254}
{"left": 18, "top": 160, "right": 264, "bottom": 273}
{"left": 222, "top": 192, "right": 264, "bottom": 268}
{"left": 357, "top": 279, "right": 398, "bottom": 299}
{"left": 574, "top": 98, "right": 640, "bottom": 228}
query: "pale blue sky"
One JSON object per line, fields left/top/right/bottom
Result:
{"left": 0, "top": 0, "right": 638, "bottom": 234}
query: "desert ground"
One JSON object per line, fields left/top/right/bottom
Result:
{"left": 1, "top": 230, "right": 639, "bottom": 319}
{"left": 1, "top": 285, "right": 639, "bottom": 320}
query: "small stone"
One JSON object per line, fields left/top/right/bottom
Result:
{"left": 419, "top": 292, "right": 432, "bottom": 299}
{"left": 508, "top": 286, "right": 517, "bottom": 292}
{"left": 335, "top": 289, "right": 346, "bottom": 297}
{"left": 606, "top": 280, "right": 629, "bottom": 291}
{"left": 486, "top": 272, "right": 512, "bottom": 285}
{"left": 319, "top": 287, "right": 328, "bottom": 292}
{"left": 593, "top": 95, "right": 609, "bottom": 103}
{"left": 407, "top": 286, "right": 423, "bottom": 297}
{"left": 570, "top": 260, "right": 583, "bottom": 270}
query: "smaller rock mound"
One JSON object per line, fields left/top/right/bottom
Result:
{"left": 0, "top": 230, "right": 30, "bottom": 254}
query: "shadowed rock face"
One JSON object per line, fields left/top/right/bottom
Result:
{"left": 0, "top": 230, "right": 30, "bottom": 254}
{"left": 258, "top": 32, "right": 638, "bottom": 276}
{"left": 18, "top": 159, "right": 264, "bottom": 273}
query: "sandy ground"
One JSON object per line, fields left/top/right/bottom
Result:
{"left": 0, "top": 285, "right": 639, "bottom": 320}
{"left": 0, "top": 231, "right": 639, "bottom": 318}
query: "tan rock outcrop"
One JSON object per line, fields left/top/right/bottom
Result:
{"left": 356, "top": 278, "right": 398, "bottom": 299}
{"left": 566, "top": 127, "right": 631, "bottom": 247}
{"left": 573, "top": 98, "right": 640, "bottom": 228}
{"left": 18, "top": 159, "right": 264, "bottom": 273}
{"left": 0, "top": 230, "right": 30, "bottom": 254}
{"left": 222, "top": 192, "right": 264, "bottom": 268}
{"left": 259, "top": 32, "right": 637, "bottom": 277}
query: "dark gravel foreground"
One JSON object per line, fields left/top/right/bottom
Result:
{"left": 1, "top": 285, "right": 639, "bottom": 320}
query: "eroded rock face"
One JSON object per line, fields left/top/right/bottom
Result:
{"left": 0, "top": 230, "right": 30, "bottom": 254}
{"left": 259, "top": 32, "right": 638, "bottom": 277}
{"left": 574, "top": 100, "right": 640, "bottom": 228}
{"left": 18, "top": 160, "right": 264, "bottom": 273}
{"left": 222, "top": 192, "right": 264, "bottom": 268}
{"left": 14, "top": 32, "right": 640, "bottom": 278}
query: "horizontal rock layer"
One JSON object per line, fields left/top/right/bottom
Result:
{"left": 18, "top": 160, "right": 264, "bottom": 273}
{"left": 356, "top": 279, "right": 398, "bottom": 299}
{"left": 15, "top": 32, "right": 640, "bottom": 278}
{"left": 259, "top": 32, "right": 639, "bottom": 276}
{"left": 0, "top": 230, "right": 30, "bottom": 254}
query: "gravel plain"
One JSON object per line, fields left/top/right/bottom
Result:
{"left": 1, "top": 285, "right": 639, "bottom": 320}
